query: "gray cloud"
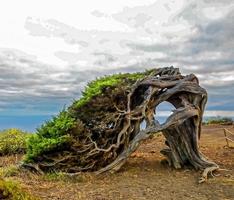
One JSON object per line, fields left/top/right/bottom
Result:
{"left": 1, "top": 0, "right": 234, "bottom": 116}
{"left": 0, "top": 48, "right": 150, "bottom": 115}
{"left": 113, "top": 0, "right": 234, "bottom": 112}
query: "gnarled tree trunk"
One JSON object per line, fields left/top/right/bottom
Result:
{"left": 23, "top": 67, "right": 218, "bottom": 183}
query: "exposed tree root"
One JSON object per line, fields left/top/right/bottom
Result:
{"left": 199, "top": 166, "right": 220, "bottom": 183}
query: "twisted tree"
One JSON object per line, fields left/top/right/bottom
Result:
{"left": 23, "top": 67, "right": 219, "bottom": 182}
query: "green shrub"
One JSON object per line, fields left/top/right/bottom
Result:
{"left": 205, "top": 117, "right": 233, "bottom": 125}
{"left": 0, "top": 129, "right": 30, "bottom": 156}
{"left": 0, "top": 178, "right": 37, "bottom": 200}
{"left": 24, "top": 111, "right": 76, "bottom": 162}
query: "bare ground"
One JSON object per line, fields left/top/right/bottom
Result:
{"left": 1, "top": 125, "right": 234, "bottom": 200}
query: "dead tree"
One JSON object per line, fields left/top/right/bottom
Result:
{"left": 23, "top": 67, "right": 219, "bottom": 183}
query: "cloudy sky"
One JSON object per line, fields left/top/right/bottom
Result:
{"left": 0, "top": 0, "right": 234, "bottom": 130}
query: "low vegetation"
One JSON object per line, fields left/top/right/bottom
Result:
{"left": 205, "top": 117, "right": 233, "bottom": 125}
{"left": 0, "top": 178, "right": 37, "bottom": 200}
{"left": 0, "top": 129, "right": 30, "bottom": 156}
{"left": 0, "top": 165, "right": 20, "bottom": 178}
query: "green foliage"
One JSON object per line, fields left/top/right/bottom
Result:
{"left": 35, "top": 110, "right": 76, "bottom": 138}
{"left": 74, "top": 72, "right": 146, "bottom": 109}
{"left": 0, "top": 129, "right": 30, "bottom": 156}
{"left": 205, "top": 117, "right": 233, "bottom": 125}
{"left": 0, "top": 178, "right": 37, "bottom": 200}
{"left": 24, "top": 70, "right": 151, "bottom": 163}
{"left": 24, "top": 111, "right": 76, "bottom": 162}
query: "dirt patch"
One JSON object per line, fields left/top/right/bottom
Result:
{"left": 1, "top": 125, "right": 234, "bottom": 200}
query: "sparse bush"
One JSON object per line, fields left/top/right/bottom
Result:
{"left": 0, "top": 178, "right": 37, "bottom": 200}
{"left": 0, "top": 129, "right": 30, "bottom": 156}
{"left": 205, "top": 117, "right": 233, "bottom": 125}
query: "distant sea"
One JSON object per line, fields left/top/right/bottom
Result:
{"left": 0, "top": 114, "right": 233, "bottom": 133}
{"left": 0, "top": 115, "right": 52, "bottom": 132}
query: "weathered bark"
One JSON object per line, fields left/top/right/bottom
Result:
{"left": 22, "top": 67, "right": 218, "bottom": 182}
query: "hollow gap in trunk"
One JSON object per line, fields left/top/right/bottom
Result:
{"left": 140, "top": 120, "right": 147, "bottom": 130}
{"left": 155, "top": 101, "right": 175, "bottom": 124}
